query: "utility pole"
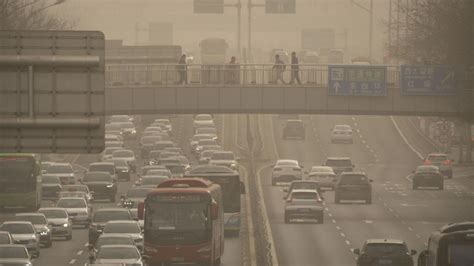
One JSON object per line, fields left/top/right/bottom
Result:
{"left": 248, "top": 0, "right": 252, "bottom": 61}
{"left": 369, "top": 0, "right": 373, "bottom": 60}
{"left": 237, "top": 0, "right": 242, "bottom": 58}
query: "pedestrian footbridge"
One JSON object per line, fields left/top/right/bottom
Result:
{"left": 105, "top": 64, "right": 471, "bottom": 117}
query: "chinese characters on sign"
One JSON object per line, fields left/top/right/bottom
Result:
{"left": 401, "top": 65, "right": 456, "bottom": 95}
{"left": 328, "top": 66, "right": 387, "bottom": 96}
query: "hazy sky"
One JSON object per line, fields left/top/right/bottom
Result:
{"left": 51, "top": 0, "right": 389, "bottom": 61}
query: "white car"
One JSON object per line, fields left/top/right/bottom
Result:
{"left": 307, "top": 166, "right": 337, "bottom": 190}
{"left": 190, "top": 134, "right": 215, "bottom": 150}
{"left": 271, "top": 159, "right": 303, "bottom": 186}
{"left": 194, "top": 139, "right": 218, "bottom": 155}
{"left": 0, "top": 222, "right": 40, "bottom": 258}
{"left": 331, "top": 124, "right": 353, "bottom": 144}
{"left": 45, "top": 162, "right": 76, "bottom": 185}
{"left": 55, "top": 197, "right": 91, "bottom": 228}
{"left": 193, "top": 114, "right": 215, "bottom": 131}
{"left": 100, "top": 147, "right": 122, "bottom": 162}
{"left": 109, "top": 115, "right": 133, "bottom": 124}
{"left": 112, "top": 149, "right": 137, "bottom": 172}
{"left": 102, "top": 221, "right": 143, "bottom": 249}
{"left": 154, "top": 118, "right": 172, "bottom": 133}
{"left": 209, "top": 151, "right": 238, "bottom": 170}
{"left": 89, "top": 244, "right": 143, "bottom": 266}
{"left": 38, "top": 208, "right": 73, "bottom": 240}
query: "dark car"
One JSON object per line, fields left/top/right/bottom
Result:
{"left": 282, "top": 119, "right": 305, "bottom": 140}
{"left": 80, "top": 171, "right": 117, "bottom": 202}
{"left": 324, "top": 157, "right": 355, "bottom": 175}
{"left": 354, "top": 239, "right": 416, "bottom": 266}
{"left": 41, "top": 175, "right": 62, "bottom": 200}
{"left": 14, "top": 213, "right": 52, "bottom": 248}
{"left": 284, "top": 189, "right": 324, "bottom": 224}
{"left": 106, "top": 159, "right": 131, "bottom": 181}
{"left": 334, "top": 172, "right": 373, "bottom": 204}
{"left": 88, "top": 208, "right": 133, "bottom": 245}
{"left": 412, "top": 165, "right": 444, "bottom": 190}
{"left": 120, "top": 187, "right": 153, "bottom": 209}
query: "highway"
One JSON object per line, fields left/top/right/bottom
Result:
{"left": 258, "top": 114, "right": 474, "bottom": 266}
{"left": 9, "top": 115, "right": 244, "bottom": 266}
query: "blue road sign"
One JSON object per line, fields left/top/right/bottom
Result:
{"left": 328, "top": 65, "right": 387, "bottom": 96}
{"left": 401, "top": 65, "right": 456, "bottom": 95}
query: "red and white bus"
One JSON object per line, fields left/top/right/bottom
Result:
{"left": 138, "top": 178, "right": 224, "bottom": 266}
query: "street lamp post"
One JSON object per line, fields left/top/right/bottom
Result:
{"left": 351, "top": 0, "right": 373, "bottom": 61}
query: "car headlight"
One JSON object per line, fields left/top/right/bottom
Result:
{"left": 39, "top": 231, "right": 48, "bottom": 236}
{"left": 121, "top": 169, "right": 129, "bottom": 172}
{"left": 231, "top": 163, "right": 237, "bottom": 168}
{"left": 131, "top": 130, "right": 137, "bottom": 134}
{"left": 63, "top": 223, "right": 69, "bottom": 227}
{"left": 106, "top": 184, "right": 114, "bottom": 188}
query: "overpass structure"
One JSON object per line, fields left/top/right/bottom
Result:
{"left": 105, "top": 63, "right": 472, "bottom": 117}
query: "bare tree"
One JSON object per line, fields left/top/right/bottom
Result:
{"left": 0, "top": 0, "right": 75, "bottom": 30}
{"left": 388, "top": 0, "right": 473, "bottom": 65}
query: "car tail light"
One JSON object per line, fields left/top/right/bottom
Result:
{"left": 317, "top": 198, "right": 323, "bottom": 203}
{"left": 443, "top": 160, "right": 451, "bottom": 166}
{"left": 286, "top": 197, "right": 292, "bottom": 203}
{"left": 424, "top": 160, "right": 431, "bottom": 165}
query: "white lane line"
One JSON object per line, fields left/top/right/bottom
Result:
{"left": 340, "top": 232, "right": 346, "bottom": 237}
{"left": 356, "top": 128, "right": 360, "bottom": 133}
{"left": 352, "top": 117, "right": 356, "bottom": 121}
{"left": 408, "top": 227, "right": 413, "bottom": 231}
{"left": 336, "top": 226, "right": 341, "bottom": 230}
{"left": 354, "top": 122, "right": 358, "bottom": 127}
{"left": 361, "top": 139, "right": 366, "bottom": 144}
{"left": 84, "top": 243, "right": 88, "bottom": 247}
{"left": 401, "top": 220, "right": 407, "bottom": 225}
{"left": 345, "top": 240, "right": 351, "bottom": 246}
{"left": 405, "top": 174, "right": 413, "bottom": 182}
{"left": 390, "top": 116, "right": 424, "bottom": 160}
{"left": 359, "top": 134, "right": 363, "bottom": 139}
{"left": 416, "top": 234, "right": 421, "bottom": 239}
{"left": 325, "top": 207, "right": 329, "bottom": 211}
{"left": 77, "top": 250, "right": 83, "bottom": 256}
{"left": 364, "top": 220, "right": 373, "bottom": 224}
{"left": 388, "top": 208, "right": 394, "bottom": 213}
{"left": 332, "top": 219, "right": 336, "bottom": 224}
{"left": 365, "top": 144, "right": 370, "bottom": 149}
{"left": 424, "top": 242, "right": 428, "bottom": 247}
{"left": 69, "top": 259, "right": 76, "bottom": 264}
{"left": 328, "top": 213, "right": 333, "bottom": 217}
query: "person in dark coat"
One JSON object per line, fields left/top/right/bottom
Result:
{"left": 176, "top": 54, "right": 188, "bottom": 85}
{"left": 272, "top": 54, "right": 286, "bottom": 84}
{"left": 226, "top": 56, "right": 239, "bottom": 84}
{"left": 289, "top": 51, "right": 301, "bottom": 85}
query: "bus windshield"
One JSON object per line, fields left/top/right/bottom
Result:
{"left": 147, "top": 202, "right": 209, "bottom": 231}
{"left": 448, "top": 242, "right": 474, "bottom": 265}
{"left": 0, "top": 156, "right": 35, "bottom": 193}
{"left": 202, "top": 176, "right": 240, "bottom": 213}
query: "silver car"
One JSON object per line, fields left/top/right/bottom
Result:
{"left": 14, "top": 213, "right": 52, "bottom": 248}
{"left": 307, "top": 166, "right": 337, "bottom": 190}
{"left": 45, "top": 162, "right": 76, "bottom": 185}
{"left": 88, "top": 244, "right": 143, "bottom": 266}
{"left": 271, "top": 159, "right": 304, "bottom": 186}
{"left": 331, "top": 124, "right": 353, "bottom": 144}
{"left": 56, "top": 197, "right": 91, "bottom": 228}
{"left": 284, "top": 189, "right": 324, "bottom": 224}
{"left": 209, "top": 151, "right": 239, "bottom": 170}
{"left": 102, "top": 220, "right": 143, "bottom": 250}
{"left": 38, "top": 207, "right": 73, "bottom": 240}
{"left": 0, "top": 221, "right": 40, "bottom": 257}
{"left": 0, "top": 244, "right": 34, "bottom": 264}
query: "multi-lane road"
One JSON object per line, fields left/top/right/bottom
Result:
{"left": 258, "top": 114, "right": 474, "bottom": 266}
{"left": 1, "top": 114, "right": 473, "bottom": 266}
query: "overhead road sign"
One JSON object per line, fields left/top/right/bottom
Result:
{"left": 0, "top": 30, "right": 105, "bottom": 154}
{"left": 266, "top": 0, "right": 296, "bottom": 14}
{"left": 194, "top": 0, "right": 224, "bottom": 14}
{"left": 401, "top": 65, "right": 456, "bottom": 95}
{"left": 328, "top": 65, "right": 387, "bottom": 96}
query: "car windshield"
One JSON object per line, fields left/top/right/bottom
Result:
{"left": 142, "top": 177, "right": 168, "bottom": 185}
{"left": 57, "top": 198, "right": 86, "bottom": 208}
{"left": 89, "top": 165, "right": 114, "bottom": 174}
{"left": 127, "top": 188, "right": 151, "bottom": 198}
{"left": 146, "top": 170, "right": 171, "bottom": 177}
{"left": 141, "top": 136, "right": 162, "bottom": 145}
{"left": 104, "top": 148, "right": 121, "bottom": 155}
{"left": 0, "top": 234, "right": 11, "bottom": 244}
{"left": 119, "top": 122, "right": 134, "bottom": 129}
{"left": 417, "top": 166, "right": 438, "bottom": 173}
{"left": 147, "top": 202, "right": 210, "bottom": 231}
{"left": 448, "top": 243, "right": 474, "bottom": 265}
{"left": 365, "top": 243, "right": 407, "bottom": 255}
{"left": 287, "top": 120, "right": 302, "bottom": 126}
{"left": 192, "top": 135, "right": 212, "bottom": 141}
{"left": 42, "top": 176, "right": 60, "bottom": 184}
{"left": 59, "top": 192, "right": 86, "bottom": 199}
{"left": 47, "top": 164, "right": 73, "bottom": 174}
{"left": 0, "top": 224, "right": 34, "bottom": 234}
{"left": 340, "top": 175, "right": 367, "bottom": 184}
{"left": 199, "top": 139, "right": 216, "bottom": 145}
{"left": 97, "top": 246, "right": 140, "bottom": 259}
{"left": 277, "top": 161, "right": 298, "bottom": 167}
{"left": 83, "top": 173, "right": 112, "bottom": 182}
{"left": 201, "top": 150, "right": 215, "bottom": 158}
{"left": 291, "top": 183, "right": 320, "bottom": 191}
{"left": 15, "top": 215, "right": 46, "bottom": 225}
{"left": 104, "top": 223, "right": 140, "bottom": 234}
{"left": 0, "top": 246, "right": 28, "bottom": 259}
{"left": 39, "top": 209, "right": 67, "bottom": 218}
{"left": 97, "top": 237, "right": 134, "bottom": 248}
{"left": 427, "top": 155, "right": 448, "bottom": 161}
{"left": 212, "top": 152, "right": 234, "bottom": 160}
{"left": 110, "top": 116, "right": 130, "bottom": 123}
{"left": 62, "top": 185, "right": 88, "bottom": 193}
{"left": 197, "top": 128, "right": 217, "bottom": 134}
{"left": 155, "top": 119, "right": 170, "bottom": 125}
{"left": 291, "top": 192, "right": 319, "bottom": 200}
{"left": 334, "top": 125, "right": 351, "bottom": 131}
{"left": 113, "top": 150, "right": 134, "bottom": 158}
{"left": 326, "top": 159, "right": 352, "bottom": 167}
{"left": 195, "top": 115, "right": 212, "bottom": 121}
{"left": 108, "top": 160, "right": 128, "bottom": 167}
{"left": 310, "top": 167, "right": 333, "bottom": 173}
{"left": 93, "top": 211, "right": 131, "bottom": 223}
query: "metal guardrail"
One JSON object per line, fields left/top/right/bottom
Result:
{"left": 105, "top": 64, "right": 401, "bottom": 87}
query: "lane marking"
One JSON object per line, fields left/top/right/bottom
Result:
{"left": 83, "top": 242, "right": 88, "bottom": 247}
{"left": 328, "top": 213, "right": 333, "bottom": 217}
{"left": 408, "top": 227, "right": 413, "bottom": 231}
{"left": 336, "top": 226, "right": 341, "bottom": 230}
{"left": 69, "top": 259, "right": 76, "bottom": 264}
{"left": 345, "top": 240, "right": 351, "bottom": 246}
{"left": 332, "top": 219, "right": 336, "bottom": 224}
{"left": 340, "top": 232, "right": 346, "bottom": 237}
{"left": 364, "top": 220, "right": 373, "bottom": 224}
{"left": 390, "top": 116, "right": 424, "bottom": 160}
{"left": 77, "top": 250, "right": 83, "bottom": 256}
